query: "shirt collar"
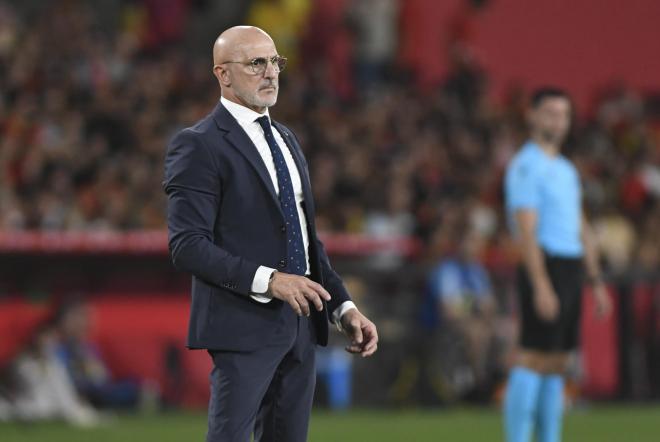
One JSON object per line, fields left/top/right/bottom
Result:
{"left": 523, "top": 140, "right": 541, "bottom": 152}
{"left": 524, "top": 139, "right": 560, "bottom": 160}
{"left": 220, "top": 96, "right": 270, "bottom": 126}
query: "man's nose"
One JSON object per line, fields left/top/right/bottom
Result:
{"left": 263, "top": 60, "right": 278, "bottom": 79}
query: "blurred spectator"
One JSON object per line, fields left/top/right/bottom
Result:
{"left": 347, "top": 0, "right": 398, "bottom": 92}
{"left": 593, "top": 205, "right": 636, "bottom": 276}
{"left": 421, "top": 226, "right": 498, "bottom": 400}
{"left": 54, "top": 297, "right": 158, "bottom": 410}
{"left": 4, "top": 319, "right": 100, "bottom": 426}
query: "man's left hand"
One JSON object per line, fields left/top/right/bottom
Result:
{"left": 340, "top": 309, "right": 378, "bottom": 357}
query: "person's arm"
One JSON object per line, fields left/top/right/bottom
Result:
{"left": 515, "top": 209, "right": 560, "bottom": 321}
{"left": 580, "top": 213, "right": 612, "bottom": 318}
{"left": 315, "top": 237, "right": 378, "bottom": 357}
{"left": 316, "top": 239, "right": 357, "bottom": 322}
{"left": 163, "top": 129, "right": 260, "bottom": 294}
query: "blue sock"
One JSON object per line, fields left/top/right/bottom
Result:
{"left": 504, "top": 366, "right": 542, "bottom": 442}
{"left": 536, "top": 375, "right": 564, "bottom": 442}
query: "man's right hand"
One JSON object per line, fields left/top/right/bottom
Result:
{"left": 268, "top": 272, "right": 331, "bottom": 316}
{"left": 533, "top": 283, "right": 560, "bottom": 322}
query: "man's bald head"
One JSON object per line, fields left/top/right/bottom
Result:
{"left": 212, "top": 26, "right": 281, "bottom": 114}
{"left": 213, "top": 26, "right": 274, "bottom": 66}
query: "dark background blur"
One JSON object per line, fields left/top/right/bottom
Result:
{"left": 0, "top": 0, "right": 659, "bottom": 413}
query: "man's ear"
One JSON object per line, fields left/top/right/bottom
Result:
{"left": 213, "top": 65, "right": 231, "bottom": 87}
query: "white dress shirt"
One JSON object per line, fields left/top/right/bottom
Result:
{"left": 220, "top": 97, "right": 356, "bottom": 325}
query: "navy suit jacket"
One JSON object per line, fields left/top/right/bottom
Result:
{"left": 163, "top": 101, "right": 351, "bottom": 350}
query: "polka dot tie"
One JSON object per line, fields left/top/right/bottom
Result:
{"left": 256, "top": 116, "right": 306, "bottom": 275}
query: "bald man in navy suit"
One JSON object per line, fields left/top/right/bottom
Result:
{"left": 163, "top": 26, "right": 378, "bottom": 442}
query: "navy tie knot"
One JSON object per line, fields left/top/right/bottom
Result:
{"left": 255, "top": 115, "right": 271, "bottom": 135}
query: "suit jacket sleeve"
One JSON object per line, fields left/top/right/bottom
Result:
{"left": 299, "top": 150, "right": 352, "bottom": 316}
{"left": 163, "top": 128, "right": 259, "bottom": 294}
{"left": 316, "top": 235, "right": 352, "bottom": 317}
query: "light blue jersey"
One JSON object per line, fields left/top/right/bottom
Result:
{"left": 504, "top": 141, "right": 583, "bottom": 257}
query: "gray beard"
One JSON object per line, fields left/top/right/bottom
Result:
{"left": 235, "top": 88, "right": 278, "bottom": 110}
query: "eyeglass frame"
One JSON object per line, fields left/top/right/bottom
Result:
{"left": 220, "top": 55, "right": 287, "bottom": 75}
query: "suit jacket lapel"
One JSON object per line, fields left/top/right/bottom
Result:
{"left": 212, "top": 103, "right": 284, "bottom": 218}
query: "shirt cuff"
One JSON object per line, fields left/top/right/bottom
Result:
{"left": 332, "top": 301, "right": 357, "bottom": 331}
{"left": 250, "top": 266, "right": 276, "bottom": 303}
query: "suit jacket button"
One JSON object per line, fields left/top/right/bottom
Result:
{"left": 278, "top": 260, "right": 286, "bottom": 268}
{"left": 280, "top": 225, "right": 286, "bottom": 233}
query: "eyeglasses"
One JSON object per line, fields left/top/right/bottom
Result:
{"left": 222, "top": 55, "right": 287, "bottom": 75}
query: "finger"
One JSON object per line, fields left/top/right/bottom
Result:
{"left": 361, "top": 343, "right": 378, "bottom": 357}
{"left": 362, "top": 341, "right": 377, "bottom": 357}
{"left": 296, "top": 293, "right": 311, "bottom": 316}
{"left": 288, "top": 297, "right": 303, "bottom": 316}
{"left": 351, "top": 320, "right": 363, "bottom": 345}
{"left": 362, "top": 330, "right": 378, "bottom": 355}
{"left": 307, "top": 281, "right": 331, "bottom": 302}
{"left": 363, "top": 325, "right": 378, "bottom": 348}
{"left": 302, "top": 289, "right": 324, "bottom": 312}
{"left": 345, "top": 344, "right": 362, "bottom": 354}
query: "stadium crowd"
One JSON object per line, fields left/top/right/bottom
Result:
{"left": 1, "top": 0, "right": 658, "bottom": 278}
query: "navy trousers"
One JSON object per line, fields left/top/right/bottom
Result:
{"left": 206, "top": 307, "right": 317, "bottom": 442}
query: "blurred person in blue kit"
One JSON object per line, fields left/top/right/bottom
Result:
{"left": 418, "top": 225, "right": 498, "bottom": 401}
{"left": 390, "top": 225, "right": 500, "bottom": 406}
{"left": 503, "top": 87, "right": 612, "bottom": 442}
{"left": 163, "top": 26, "right": 378, "bottom": 442}
{"left": 54, "top": 298, "right": 157, "bottom": 410}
